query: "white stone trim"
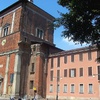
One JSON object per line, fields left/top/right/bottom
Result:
{"left": 3, "top": 55, "right": 10, "bottom": 95}
{"left": 0, "top": 6, "right": 22, "bottom": 18}
{"left": 12, "top": 52, "right": 22, "bottom": 96}
{"left": 0, "top": 49, "right": 19, "bottom": 56}
{"left": 10, "top": 11, "right": 16, "bottom": 33}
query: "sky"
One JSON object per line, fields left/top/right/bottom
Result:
{"left": 0, "top": 0, "right": 88, "bottom": 50}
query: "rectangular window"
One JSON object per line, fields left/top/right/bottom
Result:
{"left": 69, "top": 69, "right": 76, "bottom": 77}
{"left": 71, "top": 54, "right": 74, "bottom": 62}
{"left": 97, "top": 66, "right": 100, "bottom": 80}
{"left": 57, "top": 84, "right": 60, "bottom": 93}
{"left": 79, "top": 68, "right": 83, "bottom": 77}
{"left": 97, "top": 50, "right": 100, "bottom": 63}
{"left": 63, "top": 84, "right": 67, "bottom": 93}
{"left": 10, "top": 73, "right": 14, "bottom": 83}
{"left": 57, "top": 70, "right": 60, "bottom": 81}
{"left": 51, "top": 58, "right": 53, "bottom": 69}
{"left": 88, "top": 51, "right": 92, "bottom": 60}
{"left": 79, "top": 84, "right": 84, "bottom": 93}
{"left": 88, "top": 67, "right": 92, "bottom": 76}
{"left": 30, "top": 80, "right": 34, "bottom": 89}
{"left": 36, "top": 28, "right": 44, "bottom": 39}
{"left": 3, "top": 27, "right": 9, "bottom": 37}
{"left": 64, "top": 55, "right": 67, "bottom": 63}
{"left": 64, "top": 69, "right": 67, "bottom": 77}
{"left": 71, "top": 84, "right": 75, "bottom": 93}
{"left": 50, "top": 71, "right": 53, "bottom": 81}
{"left": 57, "top": 57, "right": 60, "bottom": 67}
{"left": 32, "top": 63, "right": 34, "bottom": 72}
{"left": 50, "top": 84, "right": 53, "bottom": 93}
{"left": 79, "top": 53, "right": 83, "bottom": 61}
{"left": 30, "top": 63, "right": 35, "bottom": 74}
{"left": 89, "top": 84, "right": 93, "bottom": 94}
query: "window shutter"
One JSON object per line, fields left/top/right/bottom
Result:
{"left": 74, "top": 69, "right": 76, "bottom": 77}
{"left": 98, "top": 66, "right": 100, "bottom": 80}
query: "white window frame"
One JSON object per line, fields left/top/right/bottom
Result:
{"left": 88, "top": 84, "right": 93, "bottom": 94}
{"left": 63, "top": 84, "right": 67, "bottom": 93}
{"left": 36, "top": 28, "right": 44, "bottom": 39}
{"left": 70, "top": 84, "right": 75, "bottom": 93}
{"left": 79, "top": 84, "right": 84, "bottom": 93}
{"left": 71, "top": 69, "right": 75, "bottom": 77}
{"left": 50, "top": 84, "right": 53, "bottom": 93}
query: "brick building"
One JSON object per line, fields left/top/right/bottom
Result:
{"left": 0, "top": 0, "right": 100, "bottom": 100}
{"left": 0, "top": 0, "right": 62, "bottom": 99}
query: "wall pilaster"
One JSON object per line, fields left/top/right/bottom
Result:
{"left": 12, "top": 51, "right": 22, "bottom": 97}
{"left": 3, "top": 55, "right": 10, "bottom": 95}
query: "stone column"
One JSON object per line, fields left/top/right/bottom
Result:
{"left": 12, "top": 52, "right": 22, "bottom": 97}
{"left": 3, "top": 55, "right": 10, "bottom": 95}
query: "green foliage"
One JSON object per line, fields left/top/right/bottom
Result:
{"left": 55, "top": 0, "right": 100, "bottom": 44}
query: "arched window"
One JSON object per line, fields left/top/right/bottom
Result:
{"left": 2, "top": 23, "right": 10, "bottom": 37}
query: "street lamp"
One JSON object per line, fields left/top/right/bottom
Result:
{"left": 93, "top": 73, "right": 100, "bottom": 99}
{"left": 53, "top": 77, "right": 62, "bottom": 100}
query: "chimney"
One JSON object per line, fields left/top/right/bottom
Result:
{"left": 28, "top": 0, "right": 33, "bottom": 3}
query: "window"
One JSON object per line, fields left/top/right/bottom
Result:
{"left": 69, "top": 69, "right": 76, "bottom": 77}
{"left": 51, "top": 58, "right": 53, "bottom": 69}
{"left": 88, "top": 67, "right": 92, "bottom": 76}
{"left": 79, "top": 53, "right": 83, "bottom": 61}
{"left": 97, "top": 50, "right": 100, "bottom": 63}
{"left": 36, "top": 28, "right": 44, "bottom": 39}
{"left": 31, "top": 63, "right": 34, "bottom": 74}
{"left": 57, "top": 57, "right": 60, "bottom": 67}
{"left": 97, "top": 66, "right": 100, "bottom": 80}
{"left": 71, "top": 84, "right": 75, "bottom": 93}
{"left": 57, "top": 84, "right": 60, "bottom": 93}
{"left": 88, "top": 51, "right": 92, "bottom": 60}
{"left": 64, "top": 69, "right": 67, "bottom": 77}
{"left": 64, "top": 55, "right": 67, "bottom": 63}
{"left": 57, "top": 70, "right": 60, "bottom": 81}
{"left": 10, "top": 73, "right": 14, "bottom": 83}
{"left": 89, "top": 84, "right": 93, "bottom": 94}
{"left": 79, "top": 68, "right": 83, "bottom": 77}
{"left": 50, "top": 71, "right": 53, "bottom": 81}
{"left": 50, "top": 84, "right": 53, "bottom": 93}
{"left": 2, "top": 23, "right": 10, "bottom": 37}
{"left": 79, "top": 84, "right": 84, "bottom": 93}
{"left": 71, "top": 54, "right": 74, "bottom": 62}
{"left": 30, "top": 80, "right": 34, "bottom": 89}
{"left": 63, "top": 84, "right": 67, "bottom": 93}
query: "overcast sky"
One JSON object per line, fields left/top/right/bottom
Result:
{"left": 0, "top": 0, "right": 88, "bottom": 50}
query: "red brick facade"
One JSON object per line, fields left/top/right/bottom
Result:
{"left": 0, "top": 0, "right": 62, "bottom": 99}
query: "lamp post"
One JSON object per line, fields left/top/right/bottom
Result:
{"left": 53, "top": 77, "right": 62, "bottom": 100}
{"left": 56, "top": 77, "right": 58, "bottom": 100}
{"left": 93, "top": 74, "right": 100, "bottom": 99}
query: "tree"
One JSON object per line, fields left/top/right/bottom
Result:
{"left": 55, "top": 0, "right": 100, "bottom": 45}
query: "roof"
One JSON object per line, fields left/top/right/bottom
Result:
{"left": 49, "top": 45, "right": 97, "bottom": 57}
